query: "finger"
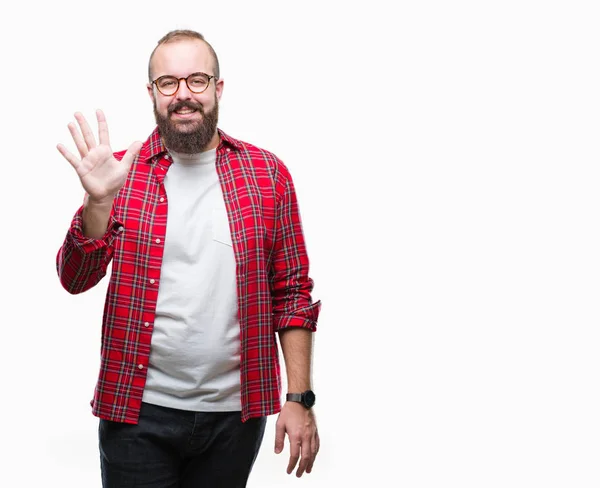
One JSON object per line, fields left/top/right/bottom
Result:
{"left": 296, "top": 437, "right": 312, "bottom": 478}
{"left": 57, "top": 143, "right": 80, "bottom": 170}
{"left": 120, "top": 141, "right": 143, "bottom": 174}
{"left": 287, "top": 438, "right": 301, "bottom": 475}
{"left": 274, "top": 418, "right": 285, "bottom": 454}
{"left": 68, "top": 122, "right": 89, "bottom": 159}
{"left": 74, "top": 112, "right": 97, "bottom": 150}
{"left": 306, "top": 431, "right": 319, "bottom": 474}
{"left": 97, "top": 109, "right": 110, "bottom": 146}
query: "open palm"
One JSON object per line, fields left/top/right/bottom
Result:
{"left": 57, "top": 110, "right": 142, "bottom": 204}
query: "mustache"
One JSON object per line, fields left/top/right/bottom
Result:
{"left": 168, "top": 101, "right": 204, "bottom": 116}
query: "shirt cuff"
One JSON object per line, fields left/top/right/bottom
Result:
{"left": 68, "top": 206, "right": 124, "bottom": 253}
{"left": 274, "top": 300, "right": 321, "bottom": 332}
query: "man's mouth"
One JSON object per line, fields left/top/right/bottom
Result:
{"left": 174, "top": 108, "right": 196, "bottom": 115}
{"left": 169, "top": 103, "right": 203, "bottom": 119}
{"left": 172, "top": 108, "right": 199, "bottom": 119}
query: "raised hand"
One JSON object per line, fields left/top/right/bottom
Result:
{"left": 57, "top": 110, "right": 143, "bottom": 204}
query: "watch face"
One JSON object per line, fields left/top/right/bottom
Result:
{"left": 303, "top": 390, "right": 316, "bottom": 407}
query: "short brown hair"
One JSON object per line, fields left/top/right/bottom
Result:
{"left": 148, "top": 29, "right": 220, "bottom": 82}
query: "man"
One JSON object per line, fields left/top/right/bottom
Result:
{"left": 56, "top": 29, "right": 321, "bottom": 488}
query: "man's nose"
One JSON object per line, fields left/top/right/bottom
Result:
{"left": 175, "top": 79, "right": 192, "bottom": 100}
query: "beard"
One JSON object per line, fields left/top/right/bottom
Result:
{"left": 154, "top": 97, "right": 219, "bottom": 154}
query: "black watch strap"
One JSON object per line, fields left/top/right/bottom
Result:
{"left": 286, "top": 393, "right": 303, "bottom": 402}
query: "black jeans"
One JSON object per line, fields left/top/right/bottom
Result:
{"left": 99, "top": 402, "right": 267, "bottom": 488}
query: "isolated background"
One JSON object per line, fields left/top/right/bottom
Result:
{"left": 1, "top": 0, "right": 600, "bottom": 486}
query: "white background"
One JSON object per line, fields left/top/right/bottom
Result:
{"left": 1, "top": 0, "right": 599, "bottom": 486}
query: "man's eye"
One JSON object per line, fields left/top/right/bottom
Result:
{"left": 189, "top": 78, "right": 207, "bottom": 86}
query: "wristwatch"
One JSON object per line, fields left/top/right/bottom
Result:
{"left": 286, "top": 390, "right": 316, "bottom": 409}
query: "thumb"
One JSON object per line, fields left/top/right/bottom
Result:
{"left": 274, "top": 418, "right": 286, "bottom": 454}
{"left": 120, "top": 141, "right": 143, "bottom": 172}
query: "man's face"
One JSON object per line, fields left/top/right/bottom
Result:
{"left": 148, "top": 39, "right": 224, "bottom": 153}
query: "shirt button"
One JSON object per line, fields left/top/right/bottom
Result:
{"left": 144, "top": 322, "right": 150, "bottom": 327}
{"left": 149, "top": 279, "right": 155, "bottom": 284}
{"left": 117, "top": 226, "right": 124, "bottom": 233}
{"left": 155, "top": 238, "right": 161, "bottom": 244}
{"left": 160, "top": 197, "right": 165, "bottom": 203}
{"left": 226, "top": 148, "right": 231, "bottom": 152}
{"left": 138, "top": 364, "right": 144, "bottom": 370}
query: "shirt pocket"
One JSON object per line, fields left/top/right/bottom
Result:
{"left": 211, "top": 206, "right": 233, "bottom": 247}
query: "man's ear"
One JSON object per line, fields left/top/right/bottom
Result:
{"left": 215, "top": 78, "right": 225, "bottom": 101}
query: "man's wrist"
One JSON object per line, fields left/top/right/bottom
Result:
{"left": 85, "top": 193, "right": 115, "bottom": 208}
{"left": 286, "top": 390, "right": 316, "bottom": 409}
{"left": 82, "top": 195, "right": 115, "bottom": 239}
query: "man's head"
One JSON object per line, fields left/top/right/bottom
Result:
{"left": 147, "top": 30, "right": 223, "bottom": 154}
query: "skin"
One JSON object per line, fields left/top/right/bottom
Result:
{"left": 277, "top": 328, "right": 320, "bottom": 476}
{"left": 148, "top": 39, "right": 223, "bottom": 151}
{"left": 56, "top": 110, "right": 142, "bottom": 238}
{"left": 57, "top": 37, "right": 319, "bottom": 478}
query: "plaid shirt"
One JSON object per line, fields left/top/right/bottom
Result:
{"left": 56, "top": 128, "right": 320, "bottom": 424}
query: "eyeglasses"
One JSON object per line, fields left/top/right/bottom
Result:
{"left": 152, "top": 72, "right": 215, "bottom": 96}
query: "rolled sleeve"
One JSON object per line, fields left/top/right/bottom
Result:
{"left": 56, "top": 206, "right": 123, "bottom": 294}
{"left": 273, "top": 299, "right": 321, "bottom": 332}
{"left": 68, "top": 206, "right": 124, "bottom": 252}
{"left": 270, "top": 167, "right": 321, "bottom": 333}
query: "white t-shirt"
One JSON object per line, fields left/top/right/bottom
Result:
{"left": 142, "top": 148, "right": 241, "bottom": 411}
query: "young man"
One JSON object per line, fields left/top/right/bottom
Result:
{"left": 56, "top": 29, "right": 321, "bottom": 488}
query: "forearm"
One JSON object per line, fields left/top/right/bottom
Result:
{"left": 82, "top": 195, "right": 114, "bottom": 238}
{"left": 278, "top": 327, "right": 314, "bottom": 392}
